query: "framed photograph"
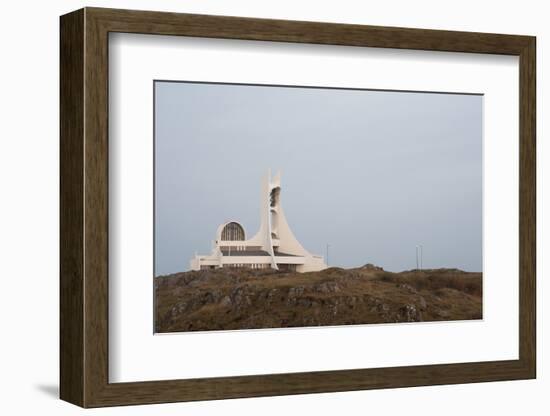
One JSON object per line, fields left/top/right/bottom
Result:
{"left": 60, "top": 7, "right": 536, "bottom": 407}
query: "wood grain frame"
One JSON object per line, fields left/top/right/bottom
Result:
{"left": 60, "top": 7, "right": 536, "bottom": 408}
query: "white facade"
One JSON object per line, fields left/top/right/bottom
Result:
{"left": 190, "top": 171, "right": 327, "bottom": 273}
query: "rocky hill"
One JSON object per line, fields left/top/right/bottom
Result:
{"left": 155, "top": 265, "right": 482, "bottom": 333}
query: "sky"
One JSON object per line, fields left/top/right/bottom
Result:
{"left": 154, "top": 81, "right": 482, "bottom": 275}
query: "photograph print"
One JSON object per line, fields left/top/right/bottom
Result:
{"left": 154, "top": 81, "right": 482, "bottom": 333}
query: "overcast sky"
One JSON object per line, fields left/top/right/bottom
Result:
{"left": 154, "top": 81, "right": 482, "bottom": 276}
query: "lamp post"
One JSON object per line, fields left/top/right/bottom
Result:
{"left": 416, "top": 245, "right": 424, "bottom": 271}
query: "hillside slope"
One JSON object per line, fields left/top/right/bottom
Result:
{"left": 155, "top": 265, "right": 482, "bottom": 333}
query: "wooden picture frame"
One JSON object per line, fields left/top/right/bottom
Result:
{"left": 60, "top": 7, "right": 536, "bottom": 408}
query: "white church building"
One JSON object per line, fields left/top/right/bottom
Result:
{"left": 190, "top": 171, "right": 327, "bottom": 273}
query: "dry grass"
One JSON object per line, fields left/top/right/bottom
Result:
{"left": 376, "top": 269, "right": 482, "bottom": 297}
{"left": 155, "top": 266, "right": 482, "bottom": 333}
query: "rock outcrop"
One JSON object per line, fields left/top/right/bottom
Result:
{"left": 155, "top": 266, "right": 482, "bottom": 333}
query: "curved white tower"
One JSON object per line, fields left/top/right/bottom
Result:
{"left": 190, "top": 170, "right": 327, "bottom": 273}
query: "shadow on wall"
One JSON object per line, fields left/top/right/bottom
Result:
{"left": 34, "top": 384, "right": 58, "bottom": 399}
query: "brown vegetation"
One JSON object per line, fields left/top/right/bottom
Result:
{"left": 155, "top": 265, "right": 482, "bottom": 333}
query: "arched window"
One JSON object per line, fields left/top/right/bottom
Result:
{"left": 270, "top": 187, "right": 280, "bottom": 207}
{"left": 220, "top": 222, "right": 245, "bottom": 241}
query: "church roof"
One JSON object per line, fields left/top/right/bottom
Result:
{"left": 221, "top": 250, "right": 300, "bottom": 257}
